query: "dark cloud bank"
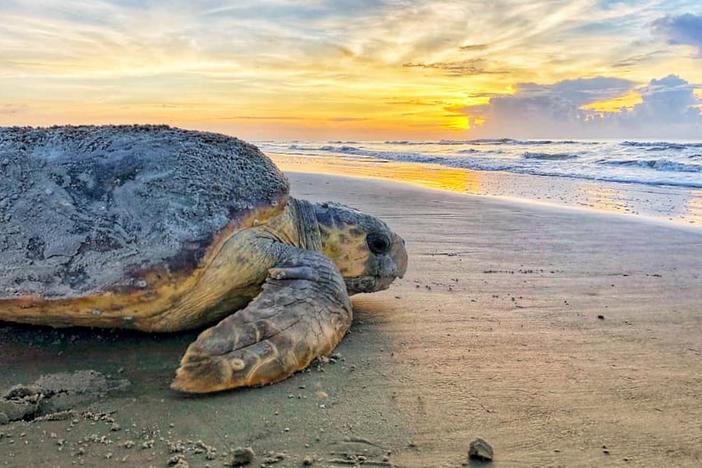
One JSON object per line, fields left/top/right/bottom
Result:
{"left": 465, "top": 75, "right": 702, "bottom": 139}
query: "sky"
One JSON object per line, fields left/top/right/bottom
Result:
{"left": 0, "top": 0, "right": 701, "bottom": 140}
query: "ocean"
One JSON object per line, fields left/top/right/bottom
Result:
{"left": 259, "top": 139, "right": 702, "bottom": 227}
{"left": 260, "top": 139, "right": 702, "bottom": 188}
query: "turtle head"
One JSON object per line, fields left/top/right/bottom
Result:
{"left": 312, "top": 201, "right": 407, "bottom": 295}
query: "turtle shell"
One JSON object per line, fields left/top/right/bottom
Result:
{"left": 0, "top": 125, "right": 289, "bottom": 301}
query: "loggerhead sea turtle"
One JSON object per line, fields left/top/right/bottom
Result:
{"left": 0, "top": 125, "right": 407, "bottom": 393}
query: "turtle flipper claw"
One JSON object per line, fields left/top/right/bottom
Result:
{"left": 171, "top": 250, "right": 352, "bottom": 394}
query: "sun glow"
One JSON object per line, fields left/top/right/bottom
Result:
{"left": 581, "top": 91, "right": 643, "bottom": 113}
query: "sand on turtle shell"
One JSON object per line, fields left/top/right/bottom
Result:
{"left": 0, "top": 125, "right": 288, "bottom": 299}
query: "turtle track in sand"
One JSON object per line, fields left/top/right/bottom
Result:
{"left": 0, "top": 370, "right": 129, "bottom": 425}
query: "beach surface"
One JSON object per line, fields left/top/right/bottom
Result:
{"left": 1, "top": 172, "right": 702, "bottom": 467}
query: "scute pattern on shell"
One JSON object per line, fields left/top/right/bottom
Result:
{"left": 0, "top": 125, "right": 289, "bottom": 299}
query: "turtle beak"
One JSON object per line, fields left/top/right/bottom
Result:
{"left": 345, "top": 233, "right": 407, "bottom": 295}
{"left": 374, "top": 232, "right": 407, "bottom": 290}
{"left": 391, "top": 233, "right": 408, "bottom": 279}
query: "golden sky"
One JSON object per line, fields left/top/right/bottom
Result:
{"left": 1, "top": 0, "right": 701, "bottom": 139}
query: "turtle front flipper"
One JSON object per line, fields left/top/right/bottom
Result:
{"left": 171, "top": 249, "right": 352, "bottom": 393}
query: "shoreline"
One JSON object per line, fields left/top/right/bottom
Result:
{"left": 285, "top": 167, "right": 702, "bottom": 234}
{"left": 270, "top": 153, "right": 702, "bottom": 231}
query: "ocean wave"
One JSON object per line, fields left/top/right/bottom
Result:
{"left": 467, "top": 139, "right": 583, "bottom": 146}
{"left": 288, "top": 144, "right": 369, "bottom": 155}
{"left": 360, "top": 151, "right": 702, "bottom": 187}
{"left": 299, "top": 144, "right": 441, "bottom": 162}
{"left": 288, "top": 144, "right": 319, "bottom": 151}
{"left": 604, "top": 159, "right": 702, "bottom": 173}
{"left": 383, "top": 139, "right": 475, "bottom": 145}
{"left": 384, "top": 140, "right": 469, "bottom": 145}
{"left": 621, "top": 141, "right": 702, "bottom": 150}
{"left": 384, "top": 138, "right": 583, "bottom": 146}
{"left": 318, "top": 145, "right": 363, "bottom": 153}
{"left": 523, "top": 152, "right": 579, "bottom": 160}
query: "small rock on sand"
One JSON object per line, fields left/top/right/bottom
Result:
{"left": 229, "top": 447, "right": 255, "bottom": 466}
{"left": 168, "top": 454, "right": 189, "bottom": 468}
{"left": 468, "top": 438, "right": 494, "bottom": 462}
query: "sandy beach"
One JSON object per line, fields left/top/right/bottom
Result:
{"left": 1, "top": 171, "right": 702, "bottom": 467}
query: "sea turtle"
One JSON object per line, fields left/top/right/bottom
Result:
{"left": 0, "top": 125, "right": 407, "bottom": 393}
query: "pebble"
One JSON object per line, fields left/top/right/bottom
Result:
{"left": 468, "top": 437, "right": 494, "bottom": 462}
{"left": 303, "top": 455, "right": 314, "bottom": 465}
{"left": 168, "top": 454, "right": 189, "bottom": 467}
{"left": 229, "top": 446, "right": 255, "bottom": 466}
{"left": 263, "top": 452, "right": 285, "bottom": 464}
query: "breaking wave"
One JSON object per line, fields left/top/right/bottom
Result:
{"left": 604, "top": 159, "right": 702, "bottom": 173}
{"left": 523, "top": 152, "right": 580, "bottom": 160}
{"left": 385, "top": 138, "right": 584, "bottom": 146}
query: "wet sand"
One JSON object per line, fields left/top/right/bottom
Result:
{"left": 2, "top": 172, "right": 702, "bottom": 467}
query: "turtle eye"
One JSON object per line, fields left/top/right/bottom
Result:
{"left": 367, "top": 232, "right": 390, "bottom": 255}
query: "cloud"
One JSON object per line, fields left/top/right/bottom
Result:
{"left": 464, "top": 75, "right": 702, "bottom": 138}
{"left": 2, "top": 0, "right": 702, "bottom": 138}
{"left": 403, "top": 59, "right": 507, "bottom": 77}
{"left": 463, "top": 76, "right": 635, "bottom": 131}
{"left": 610, "top": 49, "right": 669, "bottom": 69}
{"left": 221, "top": 115, "right": 368, "bottom": 122}
{"left": 459, "top": 43, "right": 489, "bottom": 51}
{"left": 522, "top": 77, "right": 635, "bottom": 105}
{"left": 0, "top": 104, "right": 26, "bottom": 115}
{"left": 627, "top": 75, "right": 701, "bottom": 123}
{"left": 653, "top": 13, "right": 702, "bottom": 56}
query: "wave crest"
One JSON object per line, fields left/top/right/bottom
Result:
{"left": 523, "top": 152, "right": 579, "bottom": 160}
{"left": 605, "top": 159, "right": 702, "bottom": 173}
